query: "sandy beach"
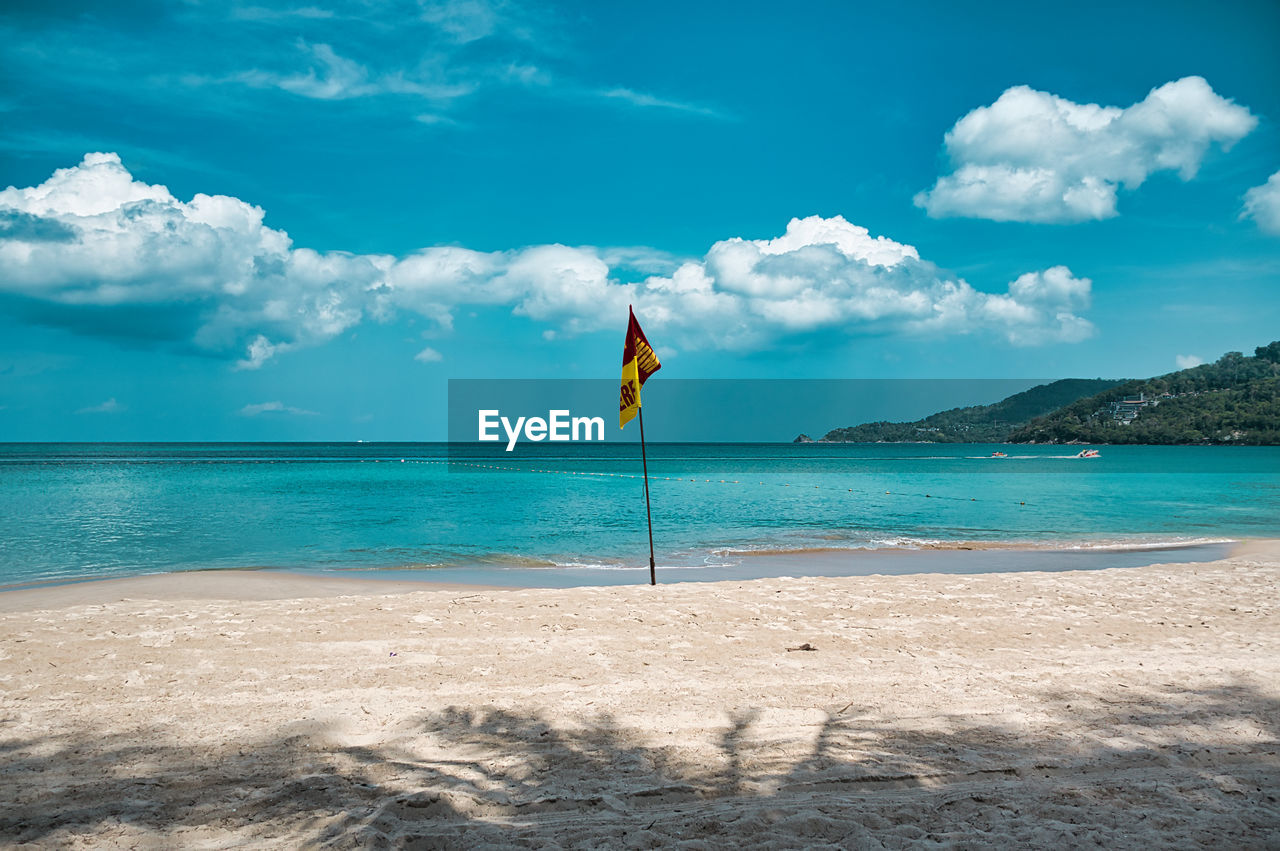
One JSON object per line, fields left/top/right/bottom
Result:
{"left": 2, "top": 544, "right": 1278, "bottom": 848}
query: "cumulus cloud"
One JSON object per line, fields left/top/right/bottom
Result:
{"left": 632, "top": 219, "right": 1093, "bottom": 347}
{"left": 1241, "top": 170, "right": 1280, "bottom": 235}
{"left": 0, "top": 154, "right": 1098, "bottom": 368}
{"left": 0, "top": 153, "right": 383, "bottom": 367}
{"left": 237, "top": 335, "right": 294, "bottom": 370}
{"left": 1176, "top": 354, "right": 1204, "bottom": 369}
{"left": 916, "top": 77, "right": 1257, "bottom": 223}
{"left": 414, "top": 346, "right": 444, "bottom": 363}
{"left": 239, "top": 401, "right": 318, "bottom": 416}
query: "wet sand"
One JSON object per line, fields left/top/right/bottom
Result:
{"left": 0, "top": 570, "right": 494, "bottom": 614}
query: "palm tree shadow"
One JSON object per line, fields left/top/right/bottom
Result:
{"left": 2, "top": 682, "right": 1277, "bottom": 847}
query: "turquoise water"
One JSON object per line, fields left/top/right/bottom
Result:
{"left": 1, "top": 442, "right": 1278, "bottom": 587}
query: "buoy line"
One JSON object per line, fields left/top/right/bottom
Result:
{"left": 430, "top": 459, "right": 1031, "bottom": 506}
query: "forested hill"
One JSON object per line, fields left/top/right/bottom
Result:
{"left": 813, "top": 378, "right": 1124, "bottom": 443}
{"left": 1008, "top": 342, "right": 1280, "bottom": 445}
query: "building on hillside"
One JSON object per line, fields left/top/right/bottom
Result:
{"left": 1109, "top": 393, "right": 1155, "bottom": 423}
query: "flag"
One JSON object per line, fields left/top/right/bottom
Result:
{"left": 620, "top": 306, "right": 661, "bottom": 428}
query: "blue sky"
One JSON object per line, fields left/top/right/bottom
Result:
{"left": 1, "top": 0, "right": 1278, "bottom": 440}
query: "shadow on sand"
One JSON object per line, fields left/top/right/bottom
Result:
{"left": 2, "top": 683, "right": 1278, "bottom": 848}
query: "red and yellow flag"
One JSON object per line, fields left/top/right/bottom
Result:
{"left": 619, "top": 306, "right": 661, "bottom": 428}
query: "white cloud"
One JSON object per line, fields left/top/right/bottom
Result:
{"left": 236, "top": 335, "right": 294, "bottom": 370}
{"left": 2, "top": 151, "right": 173, "bottom": 217}
{"left": 4, "top": 0, "right": 721, "bottom": 141}
{"left": 1242, "top": 170, "right": 1280, "bottom": 235}
{"left": 236, "top": 41, "right": 475, "bottom": 102}
{"left": 414, "top": 346, "right": 444, "bottom": 363}
{"left": 211, "top": 7, "right": 713, "bottom": 123}
{"left": 632, "top": 219, "right": 1093, "bottom": 347}
{"left": 1176, "top": 354, "right": 1204, "bottom": 369}
{"left": 76, "top": 398, "right": 122, "bottom": 414}
{"left": 598, "top": 245, "right": 682, "bottom": 275}
{"left": 916, "top": 77, "right": 1257, "bottom": 223}
{"left": 0, "top": 154, "right": 1099, "bottom": 368}
{"left": 0, "top": 153, "right": 381, "bottom": 368}
{"left": 415, "top": 113, "right": 460, "bottom": 127}
{"left": 229, "top": 6, "right": 336, "bottom": 22}
{"left": 598, "top": 88, "right": 727, "bottom": 118}
{"left": 239, "top": 401, "right": 318, "bottom": 416}
{"left": 418, "top": 0, "right": 509, "bottom": 44}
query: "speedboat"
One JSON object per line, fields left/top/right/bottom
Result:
{"left": 1075, "top": 449, "right": 1100, "bottom": 458}
{"left": 991, "top": 451, "right": 1007, "bottom": 457}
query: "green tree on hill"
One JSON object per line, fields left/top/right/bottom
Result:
{"left": 1009, "top": 342, "right": 1280, "bottom": 445}
{"left": 815, "top": 379, "right": 1123, "bottom": 443}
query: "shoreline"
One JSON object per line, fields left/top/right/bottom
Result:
{"left": 0, "top": 569, "right": 503, "bottom": 614}
{"left": 716, "top": 535, "right": 1239, "bottom": 555}
{"left": 0, "top": 538, "right": 1253, "bottom": 613}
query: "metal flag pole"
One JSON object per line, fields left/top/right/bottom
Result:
{"left": 637, "top": 404, "right": 656, "bottom": 585}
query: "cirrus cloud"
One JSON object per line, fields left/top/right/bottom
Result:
{"left": 915, "top": 77, "right": 1257, "bottom": 223}
{"left": 0, "top": 153, "right": 1097, "bottom": 368}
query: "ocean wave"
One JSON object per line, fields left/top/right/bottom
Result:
{"left": 711, "top": 536, "right": 1236, "bottom": 556}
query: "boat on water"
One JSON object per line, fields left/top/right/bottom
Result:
{"left": 1075, "top": 449, "right": 1100, "bottom": 458}
{"left": 991, "top": 451, "right": 1008, "bottom": 457}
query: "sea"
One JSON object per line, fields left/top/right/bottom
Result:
{"left": 2, "top": 442, "right": 1278, "bottom": 589}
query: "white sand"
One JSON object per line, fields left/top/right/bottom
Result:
{"left": 1, "top": 543, "right": 1278, "bottom": 848}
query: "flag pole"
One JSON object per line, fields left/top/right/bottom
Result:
{"left": 637, "top": 404, "right": 656, "bottom": 585}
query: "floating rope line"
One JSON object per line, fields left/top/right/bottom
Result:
{"left": 433, "top": 459, "right": 1031, "bottom": 506}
